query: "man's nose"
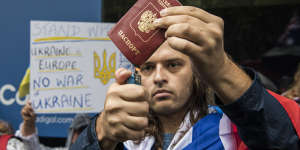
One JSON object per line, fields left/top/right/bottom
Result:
{"left": 153, "top": 65, "right": 167, "bottom": 86}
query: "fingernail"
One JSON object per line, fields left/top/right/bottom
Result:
{"left": 153, "top": 18, "right": 161, "bottom": 26}
{"left": 160, "top": 9, "right": 167, "bottom": 16}
{"left": 119, "top": 69, "right": 126, "bottom": 76}
{"left": 116, "top": 68, "right": 125, "bottom": 74}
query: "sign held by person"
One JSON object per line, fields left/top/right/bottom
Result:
{"left": 30, "top": 21, "right": 132, "bottom": 114}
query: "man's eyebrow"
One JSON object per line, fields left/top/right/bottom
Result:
{"left": 165, "top": 58, "right": 184, "bottom": 62}
{"left": 143, "top": 58, "right": 184, "bottom": 65}
{"left": 141, "top": 61, "right": 154, "bottom": 66}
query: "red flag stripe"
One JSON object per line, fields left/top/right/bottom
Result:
{"left": 267, "top": 90, "right": 300, "bottom": 138}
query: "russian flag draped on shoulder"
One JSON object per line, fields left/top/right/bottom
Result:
{"left": 124, "top": 106, "right": 243, "bottom": 150}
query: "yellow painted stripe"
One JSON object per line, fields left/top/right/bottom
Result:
{"left": 39, "top": 68, "right": 81, "bottom": 73}
{"left": 36, "top": 107, "right": 94, "bottom": 113}
{"left": 34, "top": 37, "right": 111, "bottom": 42}
{"left": 36, "top": 86, "right": 89, "bottom": 91}
{"left": 34, "top": 54, "right": 82, "bottom": 59}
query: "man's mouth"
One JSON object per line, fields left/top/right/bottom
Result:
{"left": 152, "top": 89, "right": 172, "bottom": 100}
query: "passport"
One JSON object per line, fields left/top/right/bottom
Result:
{"left": 108, "top": 0, "right": 182, "bottom": 66}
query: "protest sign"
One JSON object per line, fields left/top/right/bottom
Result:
{"left": 0, "top": 0, "right": 101, "bottom": 137}
{"left": 30, "top": 21, "right": 131, "bottom": 114}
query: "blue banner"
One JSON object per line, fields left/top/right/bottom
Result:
{"left": 0, "top": 0, "right": 101, "bottom": 137}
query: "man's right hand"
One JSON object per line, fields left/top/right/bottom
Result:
{"left": 96, "top": 68, "right": 149, "bottom": 149}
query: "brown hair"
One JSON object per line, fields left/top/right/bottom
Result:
{"left": 284, "top": 63, "right": 300, "bottom": 100}
{"left": 0, "top": 120, "right": 14, "bottom": 135}
{"left": 146, "top": 64, "right": 212, "bottom": 149}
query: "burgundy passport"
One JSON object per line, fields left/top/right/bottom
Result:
{"left": 108, "top": 0, "right": 182, "bottom": 66}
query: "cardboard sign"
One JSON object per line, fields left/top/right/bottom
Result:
{"left": 30, "top": 21, "right": 132, "bottom": 114}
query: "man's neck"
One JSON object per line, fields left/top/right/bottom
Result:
{"left": 158, "top": 109, "right": 188, "bottom": 134}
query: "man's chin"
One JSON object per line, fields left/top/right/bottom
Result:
{"left": 150, "top": 98, "right": 171, "bottom": 106}
{"left": 152, "top": 108, "right": 174, "bottom": 115}
{"left": 150, "top": 103, "right": 176, "bottom": 115}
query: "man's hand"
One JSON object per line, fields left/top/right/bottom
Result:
{"left": 96, "top": 68, "right": 149, "bottom": 150}
{"left": 154, "top": 6, "right": 252, "bottom": 104}
{"left": 21, "top": 101, "right": 36, "bottom": 136}
{"left": 154, "top": 6, "right": 226, "bottom": 78}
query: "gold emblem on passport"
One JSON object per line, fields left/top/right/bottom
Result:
{"left": 130, "top": 2, "right": 160, "bottom": 42}
{"left": 94, "top": 50, "right": 116, "bottom": 85}
{"left": 138, "top": 10, "right": 157, "bottom": 33}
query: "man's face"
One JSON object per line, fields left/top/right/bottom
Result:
{"left": 140, "top": 42, "right": 193, "bottom": 115}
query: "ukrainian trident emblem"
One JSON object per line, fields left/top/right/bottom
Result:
{"left": 138, "top": 10, "right": 157, "bottom": 33}
{"left": 94, "top": 50, "right": 116, "bottom": 85}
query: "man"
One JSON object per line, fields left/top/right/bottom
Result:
{"left": 71, "top": 6, "right": 300, "bottom": 150}
{"left": 16, "top": 101, "right": 90, "bottom": 150}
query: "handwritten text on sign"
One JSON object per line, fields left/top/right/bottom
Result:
{"left": 30, "top": 21, "right": 127, "bottom": 114}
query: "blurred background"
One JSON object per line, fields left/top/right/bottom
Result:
{"left": 0, "top": 0, "right": 299, "bottom": 147}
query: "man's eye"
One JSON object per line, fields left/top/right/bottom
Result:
{"left": 166, "top": 62, "right": 183, "bottom": 72}
{"left": 143, "top": 65, "right": 153, "bottom": 71}
{"left": 168, "top": 62, "right": 180, "bottom": 68}
{"left": 140, "top": 65, "right": 154, "bottom": 74}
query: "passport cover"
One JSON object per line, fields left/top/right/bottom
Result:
{"left": 108, "top": 0, "right": 182, "bottom": 66}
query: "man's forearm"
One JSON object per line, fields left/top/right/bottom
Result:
{"left": 220, "top": 69, "right": 300, "bottom": 149}
{"left": 206, "top": 57, "right": 252, "bottom": 104}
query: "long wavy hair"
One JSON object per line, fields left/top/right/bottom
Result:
{"left": 283, "top": 63, "right": 300, "bottom": 102}
{"left": 145, "top": 63, "right": 213, "bottom": 149}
